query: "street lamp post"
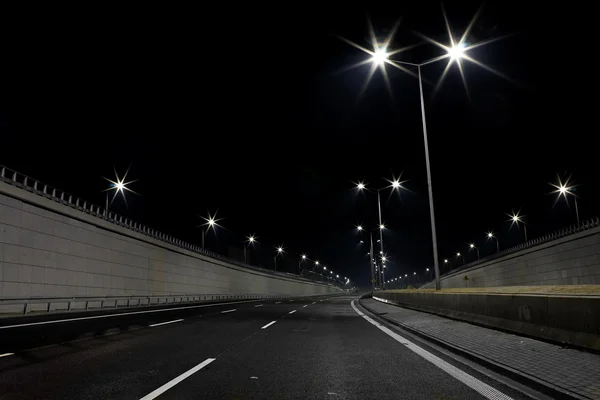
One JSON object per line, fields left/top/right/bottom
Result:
{"left": 274, "top": 245, "right": 284, "bottom": 271}
{"left": 341, "top": 8, "right": 513, "bottom": 290}
{"left": 551, "top": 176, "right": 580, "bottom": 225}
{"left": 487, "top": 231, "right": 499, "bottom": 252}
{"left": 245, "top": 234, "right": 256, "bottom": 264}
{"left": 508, "top": 212, "right": 528, "bottom": 242}
{"left": 456, "top": 252, "right": 464, "bottom": 266}
{"left": 356, "top": 178, "right": 405, "bottom": 290}
{"left": 469, "top": 243, "right": 480, "bottom": 260}
{"left": 102, "top": 167, "right": 138, "bottom": 215}
{"left": 299, "top": 254, "right": 307, "bottom": 274}
{"left": 444, "top": 258, "right": 451, "bottom": 271}
{"left": 199, "top": 212, "right": 220, "bottom": 250}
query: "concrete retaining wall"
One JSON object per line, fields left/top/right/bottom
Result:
{"left": 0, "top": 180, "right": 340, "bottom": 300}
{"left": 373, "top": 291, "right": 600, "bottom": 351}
{"left": 421, "top": 226, "right": 600, "bottom": 289}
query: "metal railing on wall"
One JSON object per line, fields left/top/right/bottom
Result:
{"left": 423, "top": 216, "right": 600, "bottom": 286}
{"left": 0, "top": 165, "right": 332, "bottom": 286}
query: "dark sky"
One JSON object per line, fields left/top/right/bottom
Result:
{"left": 1, "top": 3, "right": 598, "bottom": 285}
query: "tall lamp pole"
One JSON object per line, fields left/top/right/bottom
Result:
{"left": 340, "top": 8, "right": 513, "bottom": 289}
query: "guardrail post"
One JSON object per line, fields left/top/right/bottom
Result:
{"left": 85, "top": 301, "right": 89, "bottom": 310}
{"left": 68, "top": 301, "right": 72, "bottom": 311}
{"left": 23, "top": 303, "right": 28, "bottom": 314}
{"left": 47, "top": 302, "right": 51, "bottom": 312}
{"left": 100, "top": 300, "right": 104, "bottom": 308}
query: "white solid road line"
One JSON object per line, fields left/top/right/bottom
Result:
{"left": 289, "top": 310, "right": 296, "bottom": 314}
{"left": 261, "top": 321, "right": 277, "bottom": 329}
{"left": 221, "top": 309, "right": 236, "bottom": 314}
{"left": 139, "top": 358, "right": 216, "bottom": 400}
{"left": 149, "top": 319, "right": 184, "bottom": 328}
{"left": 275, "top": 301, "right": 281, "bottom": 304}
{"left": 351, "top": 300, "right": 513, "bottom": 400}
{"left": 0, "top": 353, "right": 14, "bottom": 358}
{"left": 0, "top": 299, "right": 265, "bottom": 330}
{"left": 254, "top": 304, "right": 263, "bottom": 307}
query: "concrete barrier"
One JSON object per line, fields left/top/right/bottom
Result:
{"left": 373, "top": 290, "right": 600, "bottom": 351}
{"left": 0, "top": 179, "right": 341, "bottom": 306}
{"left": 421, "top": 224, "right": 600, "bottom": 289}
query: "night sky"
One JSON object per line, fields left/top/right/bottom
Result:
{"left": 1, "top": 3, "right": 598, "bottom": 285}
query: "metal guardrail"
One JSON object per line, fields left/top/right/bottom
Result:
{"left": 423, "top": 216, "right": 600, "bottom": 286}
{"left": 0, "top": 164, "right": 335, "bottom": 287}
{"left": 0, "top": 293, "right": 287, "bottom": 315}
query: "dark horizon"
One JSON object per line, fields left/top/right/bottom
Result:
{"left": 1, "top": 3, "right": 597, "bottom": 285}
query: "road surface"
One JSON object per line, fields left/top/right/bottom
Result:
{"left": 0, "top": 295, "right": 528, "bottom": 399}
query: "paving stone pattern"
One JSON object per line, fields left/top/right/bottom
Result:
{"left": 363, "top": 298, "right": 600, "bottom": 399}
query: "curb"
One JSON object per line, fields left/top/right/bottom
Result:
{"left": 358, "top": 298, "right": 586, "bottom": 400}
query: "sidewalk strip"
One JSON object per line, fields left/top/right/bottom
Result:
{"left": 221, "top": 309, "right": 236, "bottom": 314}
{"left": 351, "top": 300, "right": 512, "bottom": 400}
{"left": 289, "top": 310, "right": 296, "bottom": 314}
{"left": 149, "top": 319, "right": 183, "bottom": 327}
{"left": 139, "top": 358, "right": 216, "bottom": 400}
{"left": 261, "top": 321, "right": 277, "bottom": 330}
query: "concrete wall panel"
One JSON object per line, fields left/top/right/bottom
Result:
{"left": 0, "top": 182, "right": 340, "bottom": 302}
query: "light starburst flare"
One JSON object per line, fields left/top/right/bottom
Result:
{"left": 549, "top": 174, "right": 577, "bottom": 206}
{"left": 199, "top": 211, "right": 223, "bottom": 232}
{"left": 506, "top": 210, "right": 524, "bottom": 229}
{"left": 337, "top": 5, "right": 513, "bottom": 100}
{"left": 102, "top": 166, "right": 139, "bottom": 208}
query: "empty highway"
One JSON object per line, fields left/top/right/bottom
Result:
{"left": 0, "top": 295, "right": 530, "bottom": 399}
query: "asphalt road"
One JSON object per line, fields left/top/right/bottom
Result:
{"left": 0, "top": 295, "right": 529, "bottom": 399}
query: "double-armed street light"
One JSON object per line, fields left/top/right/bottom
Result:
{"left": 355, "top": 177, "right": 406, "bottom": 289}
{"left": 340, "top": 7, "right": 513, "bottom": 290}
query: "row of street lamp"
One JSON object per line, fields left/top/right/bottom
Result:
{"left": 441, "top": 175, "right": 581, "bottom": 269}
{"left": 342, "top": 6, "right": 581, "bottom": 289}
{"left": 102, "top": 170, "right": 350, "bottom": 285}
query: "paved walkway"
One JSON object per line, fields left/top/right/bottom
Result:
{"left": 362, "top": 297, "right": 600, "bottom": 400}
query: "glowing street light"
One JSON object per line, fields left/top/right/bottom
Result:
{"left": 102, "top": 166, "right": 138, "bottom": 212}
{"left": 549, "top": 174, "right": 580, "bottom": 224}
{"left": 298, "top": 253, "right": 307, "bottom": 275}
{"left": 198, "top": 211, "right": 222, "bottom": 250}
{"left": 356, "top": 225, "right": 364, "bottom": 232}
{"left": 456, "top": 252, "right": 464, "bottom": 265}
{"left": 339, "top": 7, "right": 514, "bottom": 291}
{"left": 244, "top": 234, "right": 257, "bottom": 264}
{"left": 507, "top": 211, "right": 528, "bottom": 242}
{"left": 274, "top": 245, "right": 285, "bottom": 271}
{"left": 486, "top": 231, "right": 500, "bottom": 252}
{"left": 448, "top": 43, "right": 466, "bottom": 60}
{"left": 468, "top": 243, "right": 480, "bottom": 260}
{"left": 372, "top": 47, "right": 389, "bottom": 65}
